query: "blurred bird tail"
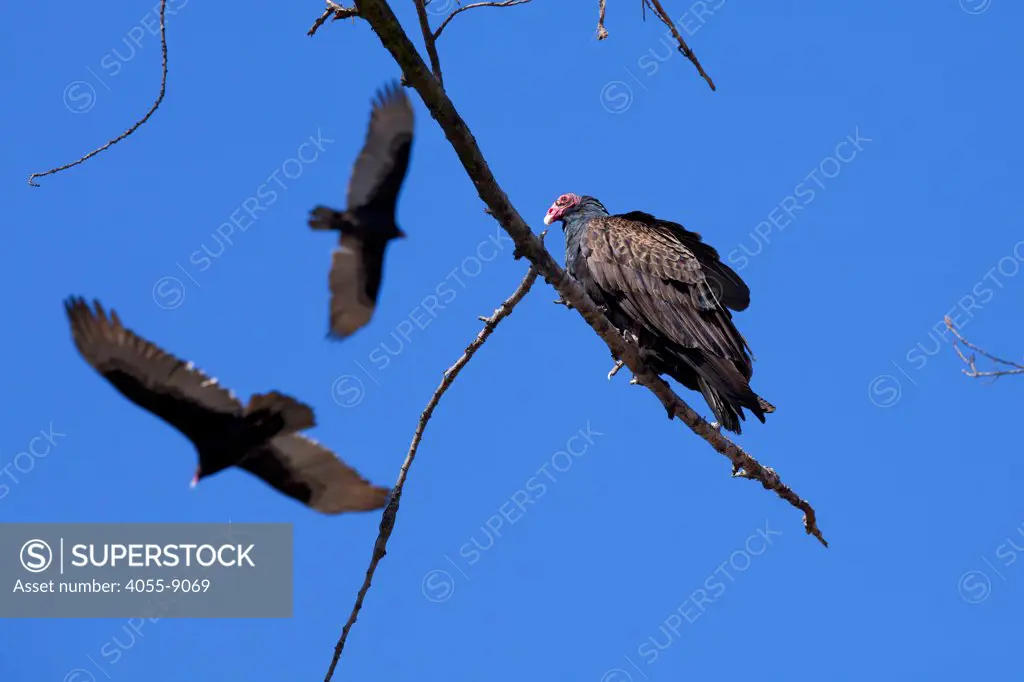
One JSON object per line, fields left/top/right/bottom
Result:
{"left": 246, "top": 392, "right": 316, "bottom": 435}
{"left": 308, "top": 206, "right": 352, "bottom": 232}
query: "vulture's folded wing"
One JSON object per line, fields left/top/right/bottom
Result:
{"left": 582, "top": 217, "right": 751, "bottom": 363}
{"left": 615, "top": 210, "right": 751, "bottom": 311}
{"left": 238, "top": 434, "right": 390, "bottom": 514}
{"left": 64, "top": 297, "right": 243, "bottom": 442}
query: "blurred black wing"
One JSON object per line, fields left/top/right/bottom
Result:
{"left": 238, "top": 434, "right": 390, "bottom": 514}
{"left": 327, "top": 234, "right": 387, "bottom": 339}
{"left": 64, "top": 297, "right": 243, "bottom": 444}
{"left": 346, "top": 81, "right": 414, "bottom": 215}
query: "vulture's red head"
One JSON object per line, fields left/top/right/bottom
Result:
{"left": 543, "top": 193, "right": 582, "bottom": 225}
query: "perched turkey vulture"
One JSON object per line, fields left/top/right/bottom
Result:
{"left": 308, "top": 80, "right": 414, "bottom": 339}
{"left": 64, "top": 297, "right": 390, "bottom": 514}
{"left": 543, "top": 194, "right": 775, "bottom": 434}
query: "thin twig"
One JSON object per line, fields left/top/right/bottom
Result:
{"left": 433, "top": 0, "right": 532, "bottom": 41}
{"left": 597, "top": 0, "right": 608, "bottom": 39}
{"left": 945, "top": 316, "right": 1024, "bottom": 379}
{"left": 642, "top": 0, "right": 715, "bottom": 91}
{"left": 349, "top": 0, "right": 824, "bottom": 548}
{"left": 323, "top": 244, "right": 543, "bottom": 682}
{"left": 413, "top": 0, "right": 445, "bottom": 85}
{"left": 308, "top": 1, "right": 359, "bottom": 36}
{"left": 27, "top": 0, "right": 170, "bottom": 187}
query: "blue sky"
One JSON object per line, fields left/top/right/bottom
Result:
{"left": 5, "top": 0, "right": 1024, "bottom": 680}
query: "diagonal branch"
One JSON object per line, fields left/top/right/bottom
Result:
{"left": 642, "top": 0, "right": 715, "bottom": 91}
{"left": 945, "top": 316, "right": 1024, "bottom": 379}
{"left": 433, "top": 0, "right": 533, "bottom": 41}
{"left": 27, "top": 0, "right": 170, "bottom": 187}
{"left": 350, "top": 0, "right": 824, "bottom": 547}
{"left": 323, "top": 251, "right": 542, "bottom": 682}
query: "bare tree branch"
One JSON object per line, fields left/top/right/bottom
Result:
{"left": 432, "top": 0, "right": 532, "bottom": 41}
{"left": 642, "top": 0, "right": 715, "bottom": 91}
{"left": 596, "top": 0, "right": 608, "bottom": 40}
{"left": 308, "top": 1, "right": 359, "bottom": 37}
{"left": 323, "top": 248, "right": 543, "bottom": 682}
{"left": 411, "top": 0, "right": 532, "bottom": 86}
{"left": 27, "top": 0, "right": 170, "bottom": 187}
{"left": 945, "top": 316, "right": 1024, "bottom": 379}
{"left": 413, "top": 0, "right": 445, "bottom": 85}
{"left": 333, "top": 0, "right": 825, "bottom": 550}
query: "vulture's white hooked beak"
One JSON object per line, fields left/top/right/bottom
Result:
{"left": 190, "top": 469, "right": 200, "bottom": 489}
{"left": 543, "top": 204, "right": 561, "bottom": 226}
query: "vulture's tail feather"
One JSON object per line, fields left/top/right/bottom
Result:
{"left": 676, "top": 352, "right": 768, "bottom": 435}
{"left": 247, "top": 392, "right": 316, "bottom": 434}
{"left": 307, "top": 206, "right": 351, "bottom": 232}
{"left": 696, "top": 375, "right": 743, "bottom": 434}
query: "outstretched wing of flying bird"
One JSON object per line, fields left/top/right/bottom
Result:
{"left": 327, "top": 233, "right": 387, "bottom": 339}
{"left": 238, "top": 434, "right": 391, "bottom": 514}
{"left": 346, "top": 81, "right": 415, "bottom": 213}
{"left": 64, "top": 296, "right": 244, "bottom": 444}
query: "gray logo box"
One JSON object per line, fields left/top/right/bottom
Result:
{"left": 0, "top": 523, "right": 292, "bottom": 618}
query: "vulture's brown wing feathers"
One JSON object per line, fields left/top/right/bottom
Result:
{"left": 615, "top": 211, "right": 751, "bottom": 311}
{"left": 346, "top": 82, "right": 414, "bottom": 212}
{"left": 238, "top": 434, "right": 390, "bottom": 514}
{"left": 581, "top": 217, "right": 752, "bottom": 368}
{"left": 64, "top": 297, "right": 243, "bottom": 443}
{"left": 327, "top": 234, "right": 387, "bottom": 339}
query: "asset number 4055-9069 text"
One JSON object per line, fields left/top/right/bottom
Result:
{"left": 126, "top": 578, "right": 210, "bottom": 593}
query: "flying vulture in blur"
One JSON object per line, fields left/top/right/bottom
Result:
{"left": 64, "top": 297, "right": 391, "bottom": 514}
{"left": 542, "top": 194, "right": 775, "bottom": 434}
{"left": 308, "top": 80, "right": 414, "bottom": 339}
